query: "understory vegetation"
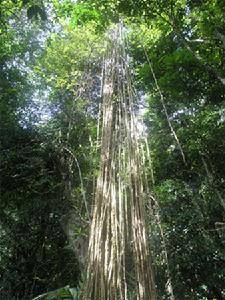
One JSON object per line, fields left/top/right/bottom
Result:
{"left": 0, "top": 0, "right": 225, "bottom": 299}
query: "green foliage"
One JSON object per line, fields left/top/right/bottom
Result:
{"left": 0, "top": 0, "right": 47, "bottom": 25}
{"left": 155, "top": 180, "right": 225, "bottom": 299}
{"left": 53, "top": 1, "right": 102, "bottom": 28}
{"left": 0, "top": 3, "right": 83, "bottom": 299}
{"left": 32, "top": 286, "right": 79, "bottom": 299}
{"left": 124, "top": 1, "right": 225, "bottom": 297}
{"left": 37, "top": 22, "right": 105, "bottom": 92}
{"left": 0, "top": 129, "right": 81, "bottom": 299}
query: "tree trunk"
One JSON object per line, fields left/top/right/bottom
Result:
{"left": 82, "top": 23, "right": 156, "bottom": 300}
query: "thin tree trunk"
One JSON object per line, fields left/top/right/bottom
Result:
{"left": 214, "top": 30, "right": 225, "bottom": 49}
{"left": 201, "top": 156, "right": 225, "bottom": 211}
{"left": 150, "top": 8, "right": 225, "bottom": 86}
{"left": 143, "top": 47, "right": 187, "bottom": 166}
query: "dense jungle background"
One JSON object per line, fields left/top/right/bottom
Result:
{"left": 1, "top": 0, "right": 225, "bottom": 299}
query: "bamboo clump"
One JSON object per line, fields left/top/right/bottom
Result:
{"left": 82, "top": 24, "right": 156, "bottom": 300}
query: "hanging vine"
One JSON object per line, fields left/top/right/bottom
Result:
{"left": 82, "top": 23, "right": 156, "bottom": 300}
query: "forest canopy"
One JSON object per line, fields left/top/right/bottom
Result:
{"left": 0, "top": 0, "right": 225, "bottom": 299}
